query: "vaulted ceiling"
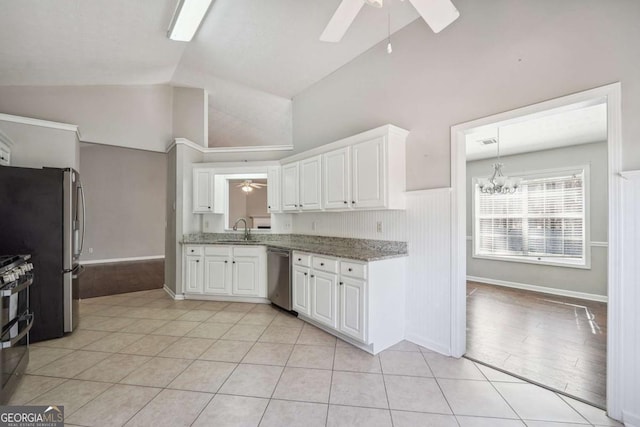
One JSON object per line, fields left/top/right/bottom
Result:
{"left": 0, "top": 0, "right": 423, "bottom": 98}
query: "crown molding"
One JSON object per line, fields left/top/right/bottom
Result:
{"left": 0, "top": 113, "right": 81, "bottom": 139}
{"left": 167, "top": 138, "right": 293, "bottom": 154}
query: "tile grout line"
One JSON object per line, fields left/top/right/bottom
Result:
{"left": 420, "top": 351, "right": 461, "bottom": 427}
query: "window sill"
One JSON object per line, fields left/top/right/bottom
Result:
{"left": 472, "top": 253, "right": 590, "bottom": 270}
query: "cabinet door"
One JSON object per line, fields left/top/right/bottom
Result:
{"left": 339, "top": 277, "right": 367, "bottom": 342}
{"left": 292, "top": 266, "right": 311, "bottom": 316}
{"left": 267, "top": 166, "right": 282, "bottom": 213}
{"left": 310, "top": 270, "right": 338, "bottom": 328}
{"left": 185, "top": 255, "right": 203, "bottom": 293}
{"left": 281, "top": 163, "right": 299, "bottom": 211}
{"left": 193, "top": 169, "right": 214, "bottom": 213}
{"left": 351, "top": 137, "right": 386, "bottom": 209}
{"left": 299, "top": 156, "right": 322, "bottom": 210}
{"left": 204, "top": 255, "right": 232, "bottom": 295}
{"left": 232, "top": 255, "right": 260, "bottom": 296}
{"left": 323, "top": 148, "right": 350, "bottom": 210}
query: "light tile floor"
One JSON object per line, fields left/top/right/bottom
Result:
{"left": 12, "top": 289, "right": 623, "bottom": 427}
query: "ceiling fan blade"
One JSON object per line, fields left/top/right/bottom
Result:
{"left": 320, "top": 0, "right": 366, "bottom": 42}
{"left": 408, "top": 0, "right": 460, "bottom": 33}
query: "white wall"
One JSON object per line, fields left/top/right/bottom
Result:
{"left": 0, "top": 120, "right": 79, "bottom": 170}
{"left": 466, "top": 142, "right": 608, "bottom": 297}
{"left": 291, "top": 210, "right": 406, "bottom": 241}
{"left": 0, "top": 85, "right": 173, "bottom": 152}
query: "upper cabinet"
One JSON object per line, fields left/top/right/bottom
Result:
{"left": 281, "top": 163, "right": 299, "bottom": 211}
{"left": 323, "top": 147, "right": 350, "bottom": 210}
{"left": 299, "top": 156, "right": 322, "bottom": 211}
{"left": 193, "top": 168, "right": 215, "bottom": 213}
{"left": 267, "top": 166, "right": 282, "bottom": 213}
{"left": 281, "top": 125, "right": 408, "bottom": 212}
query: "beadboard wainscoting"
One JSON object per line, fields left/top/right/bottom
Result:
{"left": 291, "top": 209, "right": 407, "bottom": 241}
{"left": 404, "top": 188, "right": 453, "bottom": 355}
{"left": 621, "top": 170, "right": 640, "bottom": 427}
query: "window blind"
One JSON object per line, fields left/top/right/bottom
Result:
{"left": 475, "top": 171, "right": 585, "bottom": 262}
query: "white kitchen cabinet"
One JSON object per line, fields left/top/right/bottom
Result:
{"left": 299, "top": 156, "right": 322, "bottom": 210}
{"left": 280, "top": 125, "right": 408, "bottom": 212}
{"left": 292, "top": 250, "right": 405, "bottom": 355}
{"left": 193, "top": 168, "right": 215, "bottom": 213}
{"left": 184, "top": 245, "right": 266, "bottom": 299}
{"left": 185, "top": 254, "right": 204, "bottom": 294}
{"left": 323, "top": 147, "right": 350, "bottom": 210}
{"left": 267, "top": 166, "right": 282, "bottom": 213}
{"left": 203, "top": 247, "right": 232, "bottom": 295}
{"left": 339, "top": 276, "right": 366, "bottom": 342}
{"left": 232, "top": 254, "right": 260, "bottom": 296}
{"left": 281, "top": 162, "right": 299, "bottom": 211}
{"left": 310, "top": 270, "right": 339, "bottom": 329}
{"left": 351, "top": 137, "right": 385, "bottom": 209}
{"left": 292, "top": 265, "right": 311, "bottom": 316}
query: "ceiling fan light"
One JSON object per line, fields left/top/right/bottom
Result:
{"left": 167, "top": 0, "right": 213, "bottom": 42}
{"left": 241, "top": 185, "right": 253, "bottom": 193}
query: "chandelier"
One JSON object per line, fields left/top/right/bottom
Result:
{"left": 478, "top": 129, "right": 522, "bottom": 195}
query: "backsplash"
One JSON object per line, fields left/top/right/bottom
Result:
{"left": 291, "top": 210, "right": 407, "bottom": 241}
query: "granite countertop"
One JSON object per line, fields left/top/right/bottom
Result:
{"left": 181, "top": 233, "right": 408, "bottom": 262}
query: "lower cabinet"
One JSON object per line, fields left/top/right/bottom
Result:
{"left": 184, "top": 245, "right": 266, "bottom": 298}
{"left": 292, "top": 251, "right": 405, "bottom": 354}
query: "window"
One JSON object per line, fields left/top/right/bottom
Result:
{"left": 473, "top": 167, "right": 589, "bottom": 268}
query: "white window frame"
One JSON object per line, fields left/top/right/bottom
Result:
{"left": 472, "top": 164, "right": 591, "bottom": 269}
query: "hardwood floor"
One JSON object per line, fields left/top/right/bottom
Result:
{"left": 466, "top": 281, "right": 607, "bottom": 408}
{"left": 80, "top": 259, "right": 164, "bottom": 298}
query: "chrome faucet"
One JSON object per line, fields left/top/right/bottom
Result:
{"left": 232, "top": 218, "right": 250, "bottom": 241}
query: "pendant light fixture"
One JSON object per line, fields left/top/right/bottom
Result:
{"left": 478, "top": 128, "right": 522, "bottom": 195}
{"left": 386, "top": 10, "right": 393, "bottom": 54}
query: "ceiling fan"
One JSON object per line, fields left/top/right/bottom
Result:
{"left": 237, "top": 180, "right": 267, "bottom": 193}
{"left": 320, "top": 0, "right": 460, "bottom": 42}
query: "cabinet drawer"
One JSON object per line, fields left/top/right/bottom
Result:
{"left": 204, "top": 246, "right": 231, "bottom": 256}
{"left": 233, "top": 246, "right": 264, "bottom": 257}
{"left": 312, "top": 256, "right": 338, "bottom": 273}
{"left": 185, "top": 246, "right": 203, "bottom": 256}
{"left": 340, "top": 260, "right": 367, "bottom": 279}
{"left": 293, "top": 252, "right": 311, "bottom": 267}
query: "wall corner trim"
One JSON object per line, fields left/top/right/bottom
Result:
{"left": 163, "top": 285, "right": 185, "bottom": 300}
{"left": 0, "top": 113, "right": 81, "bottom": 139}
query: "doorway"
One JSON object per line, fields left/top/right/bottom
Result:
{"left": 452, "top": 84, "right": 620, "bottom": 417}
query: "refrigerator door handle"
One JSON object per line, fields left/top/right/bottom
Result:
{"left": 79, "top": 185, "right": 86, "bottom": 256}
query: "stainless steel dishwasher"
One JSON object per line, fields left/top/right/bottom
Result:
{"left": 267, "top": 248, "right": 292, "bottom": 311}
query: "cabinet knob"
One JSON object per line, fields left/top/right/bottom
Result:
{"left": 320, "top": 263, "right": 324, "bottom": 266}
{"left": 339, "top": 282, "right": 344, "bottom": 285}
{"left": 348, "top": 268, "right": 353, "bottom": 272}
{"left": 268, "top": 206, "right": 271, "bottom": 209}
{"left": 196, "top": 260, "right": 199, "bottom": 263}
{"left": 208, "top": 206, "right": 211, "bottom": 209}
{"left": 343, "top": 201, "right": 347, "bottom": 204}
{"left": 297, "top": 258, "right": 302, "bottom": 261}
{"left": 225, "top": 260, "right": 228, "bottom": 263}
{"left": 304, "top": 272, "right": 308, "bottom": 276}
{"left": 351, "top": 201, "right": 356, "bottom": 204}
{"left": 300, "top": 204, "right": 303, "bottom": 207}
{"left": 232, "top": 261, "right": 236, "bottom": 264}
{"left": 310, "top": 274, "right": 315, "bottom": 278}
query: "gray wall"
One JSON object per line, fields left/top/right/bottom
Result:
{"left": 79, "top": 143, "right": 166, "bottom": 261}
{"left": 0, "top": 120, "right": 79, "bottom": 169}
{"left": 173, "top": 87, "right": 208, "bottom": 147}
{"left": 466, "top": 142, "right": 608, "bottom": 296}
{"left": 0, "top": 85, "right": 173, "bottom": 152}
{"left": 292, "top": 0, "right": 640, "bottom": 190}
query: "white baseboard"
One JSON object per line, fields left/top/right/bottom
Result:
{"left": 163, "top": 284, "right": 184, "bottom": 300}
{"left": 624, "top": 410, "right": 640, "bottom": 427}
{"left": 467, "top": 275, "right": 608, "bottom": 303}
{"left": 81, "top": 255, "right": 165, "bottom": 265}
{"left": 183, "top": 294, "right": 270, "bottom": 304}
{"left": 405, "top": 332, "right": 451, "bottom": 356}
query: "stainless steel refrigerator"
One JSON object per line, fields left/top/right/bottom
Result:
{"left": 0, "top": 166, "right": 86, "bottom": 342}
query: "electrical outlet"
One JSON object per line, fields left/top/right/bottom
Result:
{"left": 88, "top": 248, "right": 94, "bottom": 254}
{"left": 204, "top": 220, "right": 209, "bottom": 229}
{"left": 376, "top": 221, "right": 383, "bottom": 233}
{"left": 311, "top": 221, "right": 316, "bottom": 231}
